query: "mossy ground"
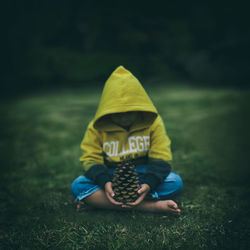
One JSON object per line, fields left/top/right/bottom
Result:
{"left": 1, "top": 85, "right": 250, "bottom": 249}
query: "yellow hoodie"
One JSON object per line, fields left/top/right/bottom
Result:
{"left": 80, "top": 66, "right": 172, "bottom": 175}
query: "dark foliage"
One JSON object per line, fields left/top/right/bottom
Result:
{"left": 3, "top": 0, "right": 250, "bottom": 96}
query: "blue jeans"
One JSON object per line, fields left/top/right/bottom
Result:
{"left": 71, "top": 165, "right": 183, "bottom": 201}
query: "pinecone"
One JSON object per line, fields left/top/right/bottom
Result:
{"left": 112, "top": 160, "right": 140, "bottom": 203}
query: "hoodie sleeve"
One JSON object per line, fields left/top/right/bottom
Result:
{"left": 80, "top": 121, "right": 111, "bottom": 188}
{"left": 141, "top": 116, "right": 172, "bottom": 190}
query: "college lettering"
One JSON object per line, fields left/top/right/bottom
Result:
{"left": 103, "top": 136, "right": 150, "bottom": 157}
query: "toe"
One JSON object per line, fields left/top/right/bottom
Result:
{"left": 167, "top": 200, "right": 178, "bottom": 208}
{"left": 76, "top": 204, "right": 81, "bottom": 211}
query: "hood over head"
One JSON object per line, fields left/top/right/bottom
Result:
{"left": 93, "top": 66, "right": 158, "bottom": 131}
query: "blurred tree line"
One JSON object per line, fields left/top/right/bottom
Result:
{"left": 3, "top": 0, "right": 250, "bottom": 95}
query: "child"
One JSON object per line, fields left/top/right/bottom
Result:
{"left": 71, "top": 66, "right": 183, "bottom": 214}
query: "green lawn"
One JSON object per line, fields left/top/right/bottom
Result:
{"left": 1, "top": 85, "right": 250, "bottom": 249}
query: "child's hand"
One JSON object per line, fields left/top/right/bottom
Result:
{"left": 125, "top": 184, "right": 151, "bottom": 208}
{"left": 105, "top": 182, "right": 123, "bottom": 206}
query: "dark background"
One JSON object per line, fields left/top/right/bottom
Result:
{"left": 3, "top": 0, "right": 250, "bottom": 96}
{"left": 1, "top": 2, "right": 250, "bottom": 248}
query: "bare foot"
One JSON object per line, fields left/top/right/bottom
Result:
{"left": 155, "top": 200, "right": 181, "bottom": 215}
{"left": 76, "top": 203, "right": 82, "bottom": 212}
{"left": 76, "top": 202, "right": 92, "bottom": 212}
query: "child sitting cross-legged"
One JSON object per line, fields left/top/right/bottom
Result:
{"left": 71, "top": 66, "right": 183, "bottom": 214}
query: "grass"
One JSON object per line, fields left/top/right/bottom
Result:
{"left": 1, "top": 84, "right": 250, "bottom": 249}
